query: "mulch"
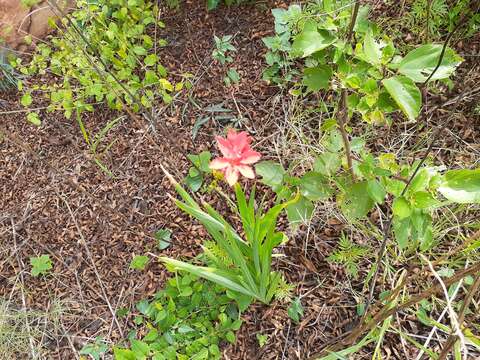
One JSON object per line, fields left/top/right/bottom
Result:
{"left": 1, "top": 0, "right": 480, "bottom": 359}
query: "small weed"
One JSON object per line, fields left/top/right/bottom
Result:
{"left": 79, "top": 337, "right": 109, "bottom": 360}
{"left": 256, "top": 333, "right": 269, "bottom": 347}
{"left": 287, "top": 297, "right": 304, "bottom": 324}
{"left": 30, "top": 255, "right": 53, "bottom": 277}
{"left": 327, "top": 233, "right": 369, "bottom": 279}
{"left": 130, "top": 255, "right": 149, "bottom": 271}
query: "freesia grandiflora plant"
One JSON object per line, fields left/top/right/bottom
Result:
{"left": 160, "top": 129, "right": 292, "bottom": 304}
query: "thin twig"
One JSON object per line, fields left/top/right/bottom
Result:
{"left": 437, "top": 272, "right": 480, "bottom": 360}
{"left": 422, "top": 254, "right": 467, "bottom": 359}
{"left": 310, "top": 261, "right": 480, "bottom": 358}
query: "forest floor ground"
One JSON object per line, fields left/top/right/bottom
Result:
{"left": 1, "top": 0, "right": 480, "bottom": 359}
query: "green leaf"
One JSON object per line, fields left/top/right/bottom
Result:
{"left": 255, "top": 161, "right": 285, "bottom": 191}
{"left": 382, "top": 75, "right": 422, "bottom": 121}
{"left": 30, "top": 255, "right": 52, "bottom": 277}
{"left": 144, "top": 54, "right": 158, "bottom": 66}
{"left": 393, "top": 217, "right": 411, "bottom": 250}
{"left": 159, "top": 257, "right": 258, "bottom": 299}
{"left": 287, "top": 297, "right": 303, "bottom": 323}
{"left": 131, "top": 339, "right": 150, "bottom": 358}
{"left": 412, "top": 191, "right": 440, "bottom": 209}
{"left": 299, "top": 172, "right": 332, "bottom": 201}
{"left": 398, "top": 44, "right": 462, "bottom": 83}
{"left": 207, "top": 0, "right": 220, "bottom": 10}
{"left": 286, "top": 196, "right": 314, "bottom": 225}
{"left": 21, "top": 93, "right": 32, "bottom": 107}
{"left": 366, "top": 180, "right": 386, "bottom": 204}
{"left": 314, "top": 152, "right": 341, "bottom": 176}
{"left": 438, "top": 169, "right": 480, "bottom": 203}
{"left": 185, "top": 167, "right": 203, "bottom": 192}
{"left": 188, "top": 151, "right": 212, "bottom": 172}
{"left": 79, "top": 337, "right": 109, "bottom": 360}
{"left": 292, "top": 20, "right": 336, "bottom": 58}
{"left": 303, "top": 65, "right": 332, "bottom": 92}
{"left": 338, "top": 181, "right": 374, "bottom": 220}
{"left": 27, "top": 112, "right": 41, "bottom": 126}
{"left": 363, "top": 29, "right": 382, "bottom": 65}
{"left": 132, "top": 46, "right": 147, "bottom": 56}
{"left": 155, "top": 229, "right": 172, "bottom": 250}
{"left": 226, "top": 68, "right": 240, "bottom": 83}
{"left": 392, "top": 197, "right": 411, "bottom": 219}
{"left": 113, "top": 348, "right": 136, "bottom": 360}
{"left": 130, "top": 255, "right": 149, "bottom": 270}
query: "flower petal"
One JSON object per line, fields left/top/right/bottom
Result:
{"left": 228, "top": 130, "right": 249, "bottom": 152}
{"left": 240, "top": 150, "right": 261, "bottom": 165}
{"left": 209, "top": 158, "right": 231, "bottom": 170}
{"left": 216, "top": 136, "right": 237, "bottom": 158}
{"left": 237, "top": 165, "right": 255, "bottom": 179}
{"left": 225, "top": 167, "right": 239, "bottom": 186}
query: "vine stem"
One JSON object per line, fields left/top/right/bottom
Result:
{"left": 363, "top": 9, "right": 472, "bottom": 316}
{"left": 336, "top": 1, "right": 360, "bottom": 180}
{"left": 422, "top": 1, "right": 479, "bottom": 86}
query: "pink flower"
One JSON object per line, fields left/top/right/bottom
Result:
{"left": 209, "top": 129, "right": 261, "bottom": 186}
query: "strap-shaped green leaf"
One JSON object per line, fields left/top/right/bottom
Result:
{"left": 160, "top": 258, "right": 258, "bottom": 298}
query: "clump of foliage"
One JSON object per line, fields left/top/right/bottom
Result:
{"left": 17, "top": 0, "right": 175, "bottom": 121}
{"left": 407, "top": 0, "right": 480, "bottom": 38}
{"left": 166, "top": 0, "right": 249, "bottom": 11}
{"left": 254, "top": 2, "right": 476, "bottom": 253}
{"left": 113, "top": 274, "right": 242, "bottom": 360}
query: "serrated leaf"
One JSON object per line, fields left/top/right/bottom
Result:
{"left": 286, "top": 196, "right": 314, "bottom": 225}
{"left": 367, "top": 180, "right": 386, "bottom": 204}
{"left": 299, "top": 172, "right": 332, "bottom": 201}
{"left": 314, "top": 152, "right": 341, "bottom": 176}
{"left": 303, "top": 65, "right": 332, "bottom": 91}
{"left": 21, "top": 93, "right": 32, "bottom": 107}
{"left": 27, "top": 112, "right": 41, "bottom": 126}
{"left": 392, "top": 197, "right": 411, "bottom": 219}
{"left": 30, "top": 254, "right": 52, "bottom": 277}
{"left": 338, "top": 181, "right": 374, "bottom": 220}
{"left": 363, "top": 29, "right": 382, "bottom": 65}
